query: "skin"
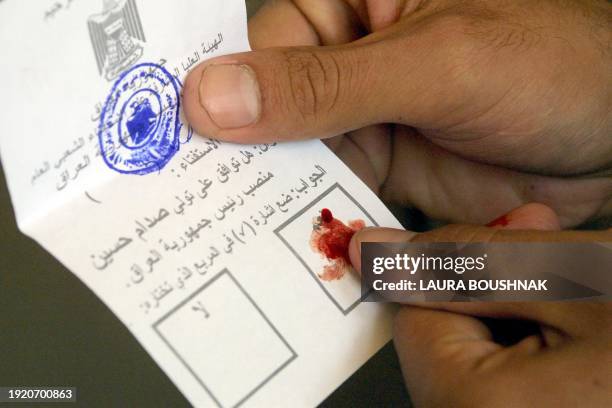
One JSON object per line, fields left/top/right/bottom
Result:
{"left": 348, "top": 204, "right": 611, "bottom": 407}
{"left": 183, "top": 0, "right": 612, "bottom": 227}
{"left": 181, "top": 1, "right": 612, "bottom": 406}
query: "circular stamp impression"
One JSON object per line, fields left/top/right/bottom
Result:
{"left": 98, "top": 63, "right": 182, "bottom": 175}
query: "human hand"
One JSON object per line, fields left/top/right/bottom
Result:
{"left": 347, "top": 203, "right": 612, "bottom": 407}
{"left": 182, "top": 0, "right": 612, "bottom": 227}
{"left": 391, "top": 301, "right": 612, "bottom": 407}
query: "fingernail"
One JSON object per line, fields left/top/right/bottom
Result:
{"left": 348, "top": 229, "right": 366, "bottom": 275}
{"left": 349, "top": 228, "right": 417, "bottom": 274}
{"left": 199, "top": 64, "right": 261, "bottom": 129}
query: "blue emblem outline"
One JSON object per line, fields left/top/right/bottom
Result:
{"left": 98, "top": 62, "right": 181, "bottom": 175}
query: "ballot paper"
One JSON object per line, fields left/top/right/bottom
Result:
{"left": 0, "top": 1, "right": 402, "bottom": 406}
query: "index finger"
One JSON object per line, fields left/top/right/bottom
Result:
{"left": 248, "top": 0, "right": 319, "bottom": 49}
{"left": 248, "top": 0, "right": 364, "bottom": 49}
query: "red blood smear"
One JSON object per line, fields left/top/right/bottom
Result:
{"left": 318, "top": 221, "right": 354, "bottom": 264}
{"left": 486, "top": 214, "right": 510, "bottom": 227}
{"left": 315, "top": 209, "right": 364, "bottom": 265}
{"left": 320, "top": 208, "right": 333, "bottom": 223}
{"left": 311, "top": 209, "right": 366, "bottom": 281}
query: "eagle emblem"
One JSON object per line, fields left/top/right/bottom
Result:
{"left": 87, "top": 0, "right": 146, "bottom": 81}
{"left": 126, "top": 97, "right": 158, "bottom": 145}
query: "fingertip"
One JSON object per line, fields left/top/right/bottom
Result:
{"left": 182, "top": 61, "right": 220, "bottom": 138}
{"left": 518, "top": 203, "right": 561, "bottom": 231}
{"left": 183, "top": 51, "right": 311, "bottom": 144}
{"left": 349, "top": 227, "right": 417, "bottom": 274}
{"left": 348, "top": 231, "right": 363, "bottom": 275}
{"left": 487, "top": 203, "right": 561, "bottom": 231}
{"left": 183, "top": 55, "right": 267, "bottom": 142}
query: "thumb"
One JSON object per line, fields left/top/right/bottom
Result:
{"left": 394, "top": 305, "right": 612, "bottom": 407}
{"left": 392, "top": 307, "right": 505, "bottom": 407}
{"left": 182, "top": 44, "right": 390, "bottom": 142}
{"left": 182, "top": 27, "right": 452, "bottom": 143}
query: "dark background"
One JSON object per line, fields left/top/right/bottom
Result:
{"left": 0, "top": 1, "right": 411, "bottom": 407}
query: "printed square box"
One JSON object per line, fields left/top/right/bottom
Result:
{"left": 153, "top": 269, "right": 297, "bottom": 408}
{"left": 275, "top": 183, "right": 378, "bottom": 314}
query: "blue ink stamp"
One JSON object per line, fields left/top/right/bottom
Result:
{"left": 98, "top": 62, "right": 187, "bottom": 175}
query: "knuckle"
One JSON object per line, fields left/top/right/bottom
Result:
{"left": 429, "top": 10, "right": 535, "bottom": 64}
{"left": 404, "top": 12, "right": 488, "bottom": 110}
{"left": 429, "top": 13, "right": 481, "bottom": 51}
{"left": 281, "top": 49, "right": 342, "bottom": 121}
{"left": 437, "top": 16, "right": 484, "bottom": 70}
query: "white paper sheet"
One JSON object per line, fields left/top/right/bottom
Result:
{"left": 0, "top": 1, "right": 402, "bottom": 406}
